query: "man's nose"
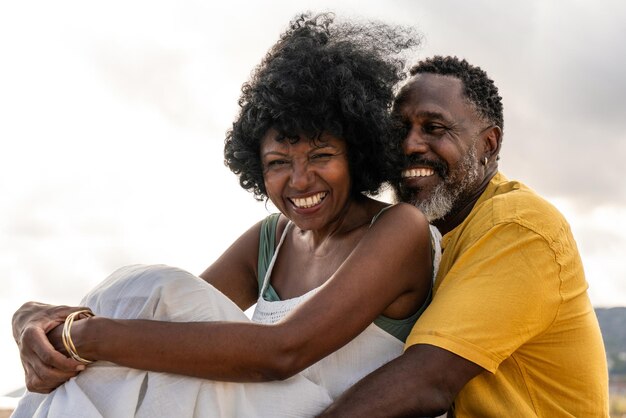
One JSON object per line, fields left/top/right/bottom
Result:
{"left": 289, "top": 160, "right": 314, "bottom": 190}
{"left": 403, "top": 127, "right": 428, "bottom": 155}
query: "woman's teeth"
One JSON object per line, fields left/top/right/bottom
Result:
{"left": 291, "top": 192, "right": 327, "bottom": 208}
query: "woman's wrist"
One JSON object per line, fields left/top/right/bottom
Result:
{"left": 71, "top": 314, "right": 100, "bottom": 362}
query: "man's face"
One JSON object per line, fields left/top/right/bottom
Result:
{"left": 393, "top": 74, "right": 487, "bottom": 221}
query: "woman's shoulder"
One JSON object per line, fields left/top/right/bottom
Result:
{"left": 365, "top": 202, "right": 431, "bottom": 250}
{"left": 371, "top": 202, "right": 429, "bottom": 228}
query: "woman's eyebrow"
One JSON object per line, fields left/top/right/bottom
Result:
{"left": 311, "top": 142, "right": 338, "bottom": 150}
{"left": 261, "top": 150, "right": 288, "bottom": 158}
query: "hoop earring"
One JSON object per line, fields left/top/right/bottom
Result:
{"left": 482, "top": 157, "right": 488, "bottom": 166}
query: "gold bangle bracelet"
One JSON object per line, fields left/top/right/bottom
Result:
{"left": 61, "top": 309, "right": 95, "bottom": 365}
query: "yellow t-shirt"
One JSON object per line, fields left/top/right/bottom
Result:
{"left": 406, "top": 173, "right": 609, "bottom": 417}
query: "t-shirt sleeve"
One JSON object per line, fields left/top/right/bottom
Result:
{"left": 405, "top": 222, "right": 562, "bottom": 373}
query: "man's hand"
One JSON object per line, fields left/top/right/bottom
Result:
{"left": 13, "top": 302, "right": 87, "bottom": 393}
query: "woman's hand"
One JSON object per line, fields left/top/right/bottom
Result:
{"left": 13, "top": 302, "right": 87, "bottom": 393}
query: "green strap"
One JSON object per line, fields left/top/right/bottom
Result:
{"left": 257, "top": 213, "right": 280, "bottom": 295}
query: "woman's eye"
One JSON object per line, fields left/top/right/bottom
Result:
{"left": 310, "top": 153, "right": 333, "bottom": 162}
{"left": 266, "top": 159, "right": 289, "bottom": 169}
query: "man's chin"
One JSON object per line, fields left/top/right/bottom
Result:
{"left": 393, "top": 184, "right": 425, "bottom": 205}
{"left": 395, "top": 183, "right": 454, "bottom": 222}
{"left": 415, "top": 203, "right": 447, "bottom": 223}
{"left": 396, "top": 188, "right": 433, "bottom": 208}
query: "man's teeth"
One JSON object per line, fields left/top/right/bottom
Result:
{"left": 402, "top": 168, "right": 435, "bottom": 178}
{"left": 291, "top": 192, "right": 327, "bottom": 208}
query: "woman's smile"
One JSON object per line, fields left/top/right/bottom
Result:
{"left": 289, "top": 191, "right": 328, "bottom": 209}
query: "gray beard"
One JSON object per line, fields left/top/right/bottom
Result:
{"left": 404, "top": 142, "right": 481, "bottom": 222}
{"left": 413, "top": 182, "right": 456, "bottom": 222}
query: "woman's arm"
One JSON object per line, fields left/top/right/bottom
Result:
{"left": 58, "top": 204, "right": 433, "bottom": 382}
{"left": 197, "top": 218, "right": 266, "bottom": 310}
{"left": 14, "top": 219, "right": 264, "bottom": 392}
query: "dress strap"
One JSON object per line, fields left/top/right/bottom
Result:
{"left": 258, "top": 216, "right": 292, "bottom": 297}
{"left": 257, "top": 213, "right": 280, "bottom": 294}
{"left": 369, "top": 204, "right": 396, "bottom": 226}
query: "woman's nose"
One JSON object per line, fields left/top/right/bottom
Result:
{"left": 289, "top": 160, "right": 314, "bottom": 190}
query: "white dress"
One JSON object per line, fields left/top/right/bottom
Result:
{"left": 13, "top": 222, "right": 435, "bottom": 417}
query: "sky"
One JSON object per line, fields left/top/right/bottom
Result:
{"left": 1, "top": 0, "right": 625, "bottom": 396}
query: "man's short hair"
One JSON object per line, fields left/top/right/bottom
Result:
{"left": 410, "top": 56, "right": 504, "bottom": 131}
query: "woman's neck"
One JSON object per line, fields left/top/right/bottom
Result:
{"left": 297, "top": 195, "right": 384, "bottom": 250}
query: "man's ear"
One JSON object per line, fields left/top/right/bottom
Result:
{"left": 483, "top": 126, "right": 502, "bottom": 160}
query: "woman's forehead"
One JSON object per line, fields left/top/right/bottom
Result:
{"left": 260, "top": 129, "right": 346, "bottom": 152}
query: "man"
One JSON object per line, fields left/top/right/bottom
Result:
{"left": 320, "top": 56, "right": 609, "bottom": 417}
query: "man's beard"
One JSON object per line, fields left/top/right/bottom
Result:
{"left": 395, "top": 141, "right": 482, "bottom": 222}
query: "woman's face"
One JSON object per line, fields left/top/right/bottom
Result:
{"left": 261, "top": 129, "right": 352, "bottom": 232}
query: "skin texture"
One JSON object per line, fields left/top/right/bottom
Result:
{"left": 319, "top": 74, "right": 503, "bottom": 417}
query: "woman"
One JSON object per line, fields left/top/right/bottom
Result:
{"left": 13, "top": 13, "right": 435, "bottom": 417}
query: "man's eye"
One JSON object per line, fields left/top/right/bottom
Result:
{"left": 423, "top": 123, "right": 447, "bottom": 135}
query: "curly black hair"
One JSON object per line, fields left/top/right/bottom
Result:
{"left": 409, "top": 56, "right": 504, "bottom": 131}
{"left": 224, "top": 13, "right": 420, "bottom": 200}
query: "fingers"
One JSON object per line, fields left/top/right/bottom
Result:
{"left": 41, "top": 305, "right": 89, "bottom": 333}
{"left": 20, "top": 329, "right": 84, "bottom": 393}
{"left": 14, "top": 302, "right": 90, "bottom": 338}
{"left": 14, "top": 302, "right": 93, "bottom": 392}
{"left": 47, "top": 323, "right": 67, "bottom": 354}
{"left": 23, "top": 325, "right": 83, "bottom": 372}
{"left": 23, "top": 356, "right": 80, "bottom": 393}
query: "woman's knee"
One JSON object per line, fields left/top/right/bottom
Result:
{"left": 81, "top": 264, "right": 204, "bottom": 320}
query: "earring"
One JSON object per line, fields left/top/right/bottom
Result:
{"left": 482, "top": 157, "right": 488, "bottom": 166}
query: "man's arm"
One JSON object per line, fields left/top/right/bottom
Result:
{"left": 319, "top": 344, "right": 484, "bottom": 417}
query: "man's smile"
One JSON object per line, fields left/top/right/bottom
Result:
{"left": 402, "top": 167, "right": 435, "bottom": 178}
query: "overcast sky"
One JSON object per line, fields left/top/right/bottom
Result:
{"left": 1, "top": 0, "right": 625, "bottom": 395}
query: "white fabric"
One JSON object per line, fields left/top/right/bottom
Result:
{"left": 251, "top": 222, "right": 321, "bottom": 325}
{"left": 252, "top": 222, "right": 404, "bottom": 399}
{"left": 429, "top": 224, "right": 442, "bottom": 283}
{"left": 13, "top": 265, "right": 332, "bottom": 418}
